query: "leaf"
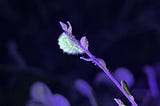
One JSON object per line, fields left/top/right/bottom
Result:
{"left": 97, "top": 58, "right": 108, "bottom": 70}
{"left": 121, "top": 80, "right": 131, "bottom": 95}
{"left": 80, "top": 36, "right": 89, "bottom": 50}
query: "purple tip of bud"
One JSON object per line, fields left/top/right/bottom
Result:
{"left": 114, "top": 67, "right": 134, "bottom": 87}
{"left": 59, "top": 21, "right": 68, "bottom": 32}
{"left": 50, "top": 94, "right": 70, "bottom": 106}
{"left": 67, "top": 21, "right": 72, "bottom": 33}
{"left": 30, "top": 82, "right": 52, "bottom": 103}
{"left": 74, "top": 79, "right": 92, "bottom": 97}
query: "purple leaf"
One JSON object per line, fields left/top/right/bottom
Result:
{"left": 80, "top": 36, "right": 89, "bottom": 50}
{"left": 97, "top": 58, "right": 107, "bottom": 70}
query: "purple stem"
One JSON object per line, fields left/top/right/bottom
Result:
{"left": 64, "top": 31, "right": 138, "bottom": 106}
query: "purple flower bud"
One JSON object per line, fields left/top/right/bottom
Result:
{"left": 114, "top": 67, "right": 134, "bottom": 87}
{"left": 49, "top": 94, "right": 70, "bottom": 106}
{"left": 143, "top": 65, "right": 159, "bottom": 98}
{"left": 74, "top": 79, "right": 97, "bottom": 106}
{"left": 29, "top": 82, "right": 70, "bottom": 106}
{"left": 74, "top": 79, "right": 92, "bottom": 97}
{"left": 30, "top": 82, "right": 52, "bottom": 103}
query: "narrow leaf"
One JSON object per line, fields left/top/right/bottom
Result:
{"left": 121, "top": 80, "right": 131, "bottom": 95}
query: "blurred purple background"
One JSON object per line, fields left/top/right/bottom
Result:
{"left": 1, "top": 0, "right": 160, "bottom": 106}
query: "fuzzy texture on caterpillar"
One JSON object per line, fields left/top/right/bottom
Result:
{"left": 58, "top": 32, "right": 84, "bottom": 55}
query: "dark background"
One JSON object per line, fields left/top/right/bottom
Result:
{"left": 1, "top": 0, "right": 160, "bottom": 106}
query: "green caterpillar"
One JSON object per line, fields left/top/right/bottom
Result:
{"left": 58, "top": 32, "right": 84, "bottom": 55}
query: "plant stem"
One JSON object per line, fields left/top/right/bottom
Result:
{"left": 64, "top": 32, "right": 138, "bottom": 106}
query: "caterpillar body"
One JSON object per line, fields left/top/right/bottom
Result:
{"left": 58, "top": 32, "right": 84, "bottom": 55}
